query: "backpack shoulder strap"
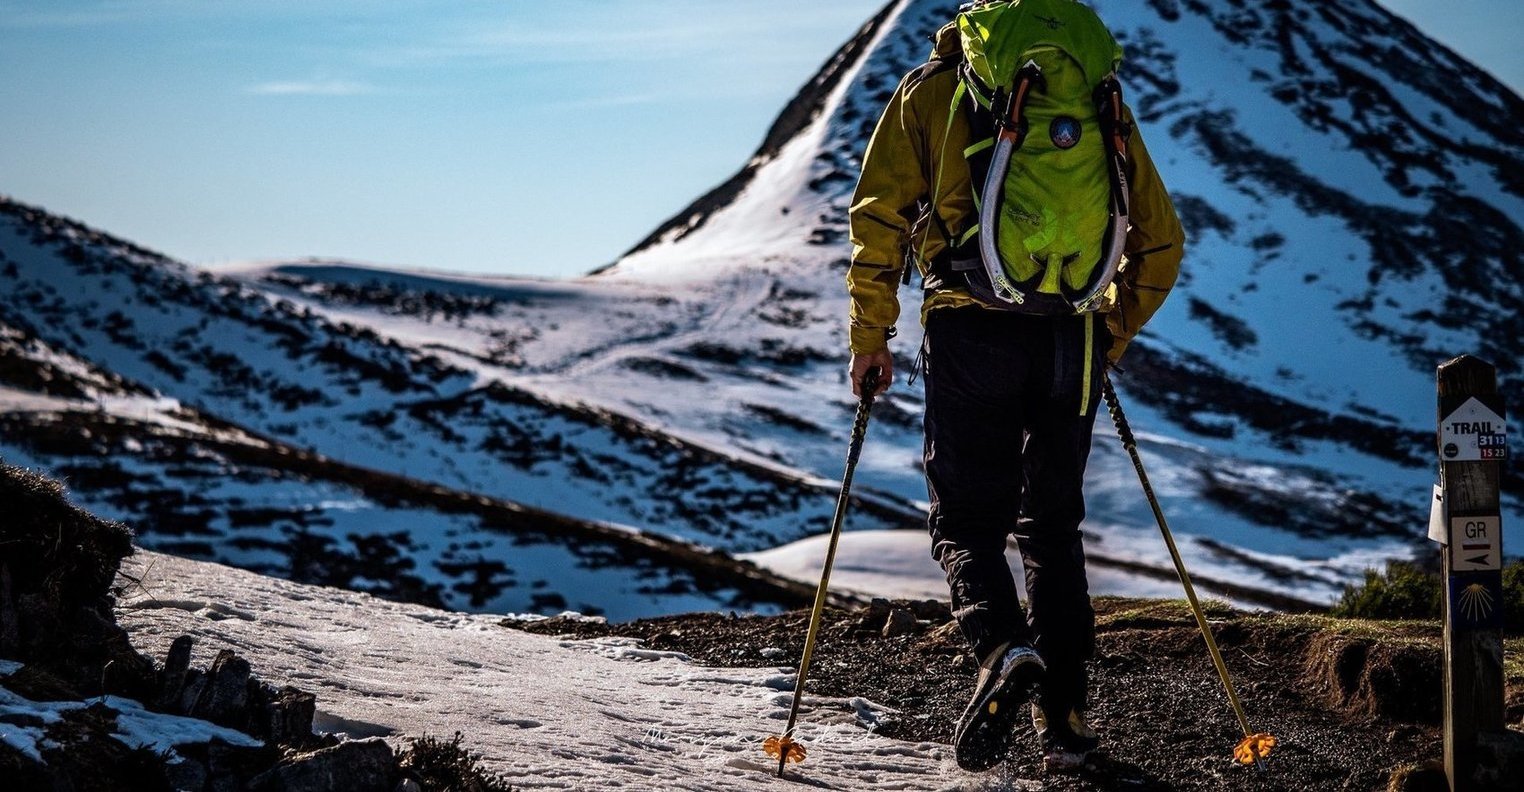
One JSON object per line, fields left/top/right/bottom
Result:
{"left": 913, "top": 75, "right": 969, "bottom": 280}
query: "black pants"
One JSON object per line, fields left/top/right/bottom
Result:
{"left": 922, "top": 306, "right": 1104, "bottom": 714}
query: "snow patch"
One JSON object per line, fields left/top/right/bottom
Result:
{"left": 116, "top": 550, "right": 974, "bottom": 790}
{"left": 0, "top": 688, "right": 260, "bottom": 764}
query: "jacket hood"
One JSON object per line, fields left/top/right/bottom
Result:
{"left": 931, "top": 21, "right": 961, "bottom": 60}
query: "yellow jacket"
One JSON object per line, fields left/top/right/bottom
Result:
{"left": 846, "top": 23, "right": 1184, "bottom": 362}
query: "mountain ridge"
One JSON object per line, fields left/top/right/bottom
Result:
{"left": 609, "top": 0, "right": 902, "bottom": 266}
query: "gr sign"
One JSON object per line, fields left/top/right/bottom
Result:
{"left": 1449, "top": 515, "right": 1501, "bottom": 572}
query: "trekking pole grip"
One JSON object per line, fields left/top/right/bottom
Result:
{"left": 859, "top": 366, "right": 882, "bottom": 402}
{"left": 1101, "top": 372, "right": 1135, "bottom": 450}
{"left": 847, "top": 366, "right": 881, "bottom": 461}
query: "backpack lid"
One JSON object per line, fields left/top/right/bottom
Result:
{"left": 958, "top": 0, "right": 1122, "bottom": 91}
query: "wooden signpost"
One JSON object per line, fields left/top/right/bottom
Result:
{"left": 1435, "top": 355, "right": 1507, "bottom": 791}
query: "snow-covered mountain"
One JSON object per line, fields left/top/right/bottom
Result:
{"left": 597, "top": 0, "right": 1523, "bottom": 508}
{"left": 2, "top": 0, "right": 1520, "bottom": 617}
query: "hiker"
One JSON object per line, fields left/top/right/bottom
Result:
{"left": 845, "top": 0, "right": 1184, "bottom": 774}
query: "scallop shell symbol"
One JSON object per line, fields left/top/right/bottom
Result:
{"left": 1459, "top": 582, "right": 1494, "bottom": 622}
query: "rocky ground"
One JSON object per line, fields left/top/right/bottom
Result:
{"left": 5, "top": 449, "right": 1521, "bottom": 791}
{"left": 512, "top": 597, "right": 1524, "bottom": 791}
{"left": 0, "top": 462, "right": 515, "bottom": 792}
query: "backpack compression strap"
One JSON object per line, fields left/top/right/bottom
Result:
{"left": 970, "top": 68, "right": 1132, "bottom": 313}
{"left": 975, "top": 59, "right": 1046, "bottom": 306}
{"left": 918, "top": 61, "right": 1134, "bottom": 314}
{"left": 1072, "top": 74, "right": 1131, "bottom": 313}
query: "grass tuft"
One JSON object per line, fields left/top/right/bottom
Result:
{"left": 398, "top": 732, "right": 515, "bottom": 792}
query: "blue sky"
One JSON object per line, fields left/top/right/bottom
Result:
{"left": 1, "top": 0, "right": 1519, "bottom": 278}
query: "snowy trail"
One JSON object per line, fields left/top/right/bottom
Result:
{"left": 524, "top": 269, "right": 777, "bottom": 391}
{"left": 117, "top": 551, "right": 1042, "bottom": 791}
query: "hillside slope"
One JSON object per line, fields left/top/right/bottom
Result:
{"left": 0, "top": 198, "right": 918, "bottom": 557}
{"left": 0, "top": 326, "right": 835, "bottom": 618}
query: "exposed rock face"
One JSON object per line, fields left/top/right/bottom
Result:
{"left": 249, "top": 739, "right": 397, "bottom": 792}
{"left": 155, "top": 638, "right": 318, "bottom": 745}
{"left": 855, "top": 597, "right": 952, "bottom": 635}
{"left": 0, "top": 463, "right": 155, "bottom": 697}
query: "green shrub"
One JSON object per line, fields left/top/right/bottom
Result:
{"left": 397, "top": 732, "right": 514, "bottom": 792}
{"left": 1333, "top": 560, "right": 1524, "bottom": 633}
{"left": 1504, "top": 561, "right": 1524, "bottom": 634}
{"left": 1332, "top": 562, "right": 1441, "bottom": 622}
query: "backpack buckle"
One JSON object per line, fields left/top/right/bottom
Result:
{"left": 991, "top": 91, "right": 1027, "bottom": 138}
{"left": 990, "top": 89, "right": 1011, "bottom": 123}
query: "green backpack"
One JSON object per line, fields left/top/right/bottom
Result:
{"left": 927, "top": 0, "right": 1131, "bottom": 315}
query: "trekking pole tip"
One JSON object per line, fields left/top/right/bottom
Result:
{"left": 1234, "top": 732, "right": 1276, "bottom": 767}
{"left": 764, "top": 734, "right": 806, "bottom": 775}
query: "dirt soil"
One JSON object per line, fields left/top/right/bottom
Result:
{"left": 507, "top": 597, "right": 1485, "bottom": 791}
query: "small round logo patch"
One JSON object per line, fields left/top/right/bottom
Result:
{"left": 1050, "top": 116, "right": 1081, "bottom": 149}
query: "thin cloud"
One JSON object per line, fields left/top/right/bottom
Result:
{"left": 0, "top": 0, "right": 238, "bottom": 29}
{"left": 0, "top": 9, "right": 132, "bottom": 28}
{"left": 373, "top": 2, "right": 869, "bottom": 68}
{"left": 245, "top": 79, "right": 377, "bottom": 96}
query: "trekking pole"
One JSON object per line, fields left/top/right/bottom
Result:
{"left": 1100, "top": 371, "right": 1277, "bottom": 768}
{"left": 765, "top": 366, "right": 882, "bottom": 777}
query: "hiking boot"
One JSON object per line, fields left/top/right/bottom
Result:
{"left": 1032, "top": 704, "right": 1100, "bottom": 774}
{"left": 953, "top": 642, "right": 1045, "bottom": 771}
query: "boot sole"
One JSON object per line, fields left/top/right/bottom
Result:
{"left": 953, "top": 658, "right": 1044, "bottom": 772}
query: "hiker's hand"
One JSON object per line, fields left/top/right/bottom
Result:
{"left": 849, "top": 349, "right": 892, "bottom": 398}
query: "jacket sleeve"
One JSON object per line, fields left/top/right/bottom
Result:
{"left": 845, "top": 74, "right": 928, "bottom": 355}
{"left": 1105, "top": 108, "right": 1185, "bottom": 364}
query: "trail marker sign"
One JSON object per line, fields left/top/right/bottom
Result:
{"left": 1448, "top": 515, "right": 1500, "bottom": 571}
{"left": 1448, "top": 573, "right": 1504, "bottom": 631}
{"left": 1435, "top": 355, "right": 1506, "bottom": 792}
{"left": 1439, "top": 395, "right": 1507, "bottom": 462}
